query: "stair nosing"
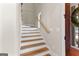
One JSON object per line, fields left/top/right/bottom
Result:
{"left": 20, "top": 42, "right": 46, "bottom": 50}
{"left": 20, "top": 47, "right": 48, "bottom": 56}
{"left": 21, "top": 35, "right": 41, "bottom": 38}
{"left": 21, "top": 37, "right": 43, "bottom": 41}
{"left": 21, "top": 40, "right": 45, "bottom": 46}
{"left": 21, "top": 38, "right": 43, "bottom": 43}
{"left": 20, "top": 45, "right": 47, "bottom": 54}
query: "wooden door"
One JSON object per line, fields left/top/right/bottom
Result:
{"left": 65, "top": 3, "right": 79, "bottom": 56}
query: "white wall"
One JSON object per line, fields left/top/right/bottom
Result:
{"left": 22, "top": 3, "right": 35, "bottom": 26}
{"left": 22, "top": 3, "right": 42, "bottom": 27}
{"left": 39, "top": 3, "right": 65, "bottom": 56}
{"left": 33, "top": 3, "right": 42, "bottom": 27}
{"left": 0, "top": 3, "right": 65, "bottom": 56}
{"left": 0, "top": 4, "right": 3, "bottom": 52}
{"left": 0, "top": 4, "right": 19, "bottom": 56}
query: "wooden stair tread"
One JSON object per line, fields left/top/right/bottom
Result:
{"left": 20, "top": 47, "right": 49, "bottom": 56}
{"left": 21, "top": 38, "right": 43, "bottom": 43}
{"left": 21, "top": 35, "right": 41, "bottom": 38}
{"left": 43, "top": 54, "right": 51, "bottom": 56}
{"left": 21, "top": 42, "right": 46, "bottom": 50}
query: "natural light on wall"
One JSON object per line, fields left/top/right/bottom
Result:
{"left": 37, "top": 12, "right": 41, "bottom": 28}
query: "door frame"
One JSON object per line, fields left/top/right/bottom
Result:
{"left": 65, "top": 3, "right": 71, "bottom": 56}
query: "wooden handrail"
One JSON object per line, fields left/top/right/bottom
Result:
{"left": 37, "top": 12, "right": 50, "bottom": 33}
{"left": 38, "top": 19, "right": 50, "bottom": 33}
{"left": 40, "top": 20, "right": 50, "bottom": 33}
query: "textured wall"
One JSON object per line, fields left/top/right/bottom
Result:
{"left": 40, "top": 3, "right": 65, "bottom": 56}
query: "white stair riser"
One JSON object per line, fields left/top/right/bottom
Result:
{"left": 21, "top": 28, "right": 38, "bottom": 31}
{"left": 21, "top": 36, "right": 43, "bottom": 41}
{"left": 20, "top": 45, "right": 47, "bottom": 54}
{"left": 21, "top": 33, "right": 41, "bottom": 36}
{"left": 21, "top": 31, "right": 40, "bottom": 33}
{"left": 21, "top": 26, "right": 31, "bottom": 28}
{"left": 21, "top": 40, "right": 45, "bottom": 46}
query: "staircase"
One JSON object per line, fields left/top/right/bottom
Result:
{"left": 20, "top": 25, "right": 51, "bottom": 56}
